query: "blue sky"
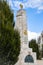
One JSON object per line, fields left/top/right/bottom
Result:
{"left": 26, "top": 8, "right": 43, "bottom": 33}
{"left": 7, "top": 0, "right": 43, "bottom": 40}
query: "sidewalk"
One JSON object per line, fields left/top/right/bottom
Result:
{"left": 36, "top": 60, "right": 43, "bottom": 65}
{"left": 26, "top": 60, "right": 43, "bottom": 65}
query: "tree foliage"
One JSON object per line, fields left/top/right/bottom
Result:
{"left": 29, "top": 39, "right": 40, "bottom": 59}
{"left": 42, "top": 44, "right": 43, "bottom": 57}
{"left": 0, "top": 0, "right": 20, "bottom": 65}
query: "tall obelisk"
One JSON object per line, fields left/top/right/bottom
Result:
{"left": 15, "top": 4, "right": 28, "bottom": 49}
{"left": 15, "top": 4, "right": 29, "bottom": 65}
{"left": 15, "top": 4, "right": 36, "bottom": 65}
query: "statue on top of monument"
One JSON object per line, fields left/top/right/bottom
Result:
{"left": 20, "top": 4, "right": 23, "bottom": 9}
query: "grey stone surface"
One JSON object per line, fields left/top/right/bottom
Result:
{"left": 15, "top": 9, "right": 36, "bottom": 65}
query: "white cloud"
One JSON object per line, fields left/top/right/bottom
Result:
{"left": 38, "top": 6, "right": 43, "bottom": 10}
{"left": 7, "top": 0, "right": 13, "bottom": 7}
{"left": 7, "top": 0, "right": 43, "bottom": 12}
{"left": 27, "top": 31, "right": 40, "bottom": 41}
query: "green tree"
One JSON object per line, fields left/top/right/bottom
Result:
{"left": 0, "top": 0, "right": 20, "bottom": 65}
{"left": 42, "top": 44, "right": 43, "bottom": 57}
{"left": 29, "top": 39, "right": 40, "bottom": 59}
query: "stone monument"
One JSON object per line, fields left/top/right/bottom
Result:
{"left": 15, "top": 4, "right": 36, "bottom": 65}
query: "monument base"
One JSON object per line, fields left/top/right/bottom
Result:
{"left": 15, "top": 43, "right": 37, "bottom": 65}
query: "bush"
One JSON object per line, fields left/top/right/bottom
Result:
{"left": 29, "top": 39, "right": 40, "bottom": 59}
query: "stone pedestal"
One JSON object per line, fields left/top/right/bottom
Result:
{"left": 15, "top": 42, "right": 36, "bottom": 65}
